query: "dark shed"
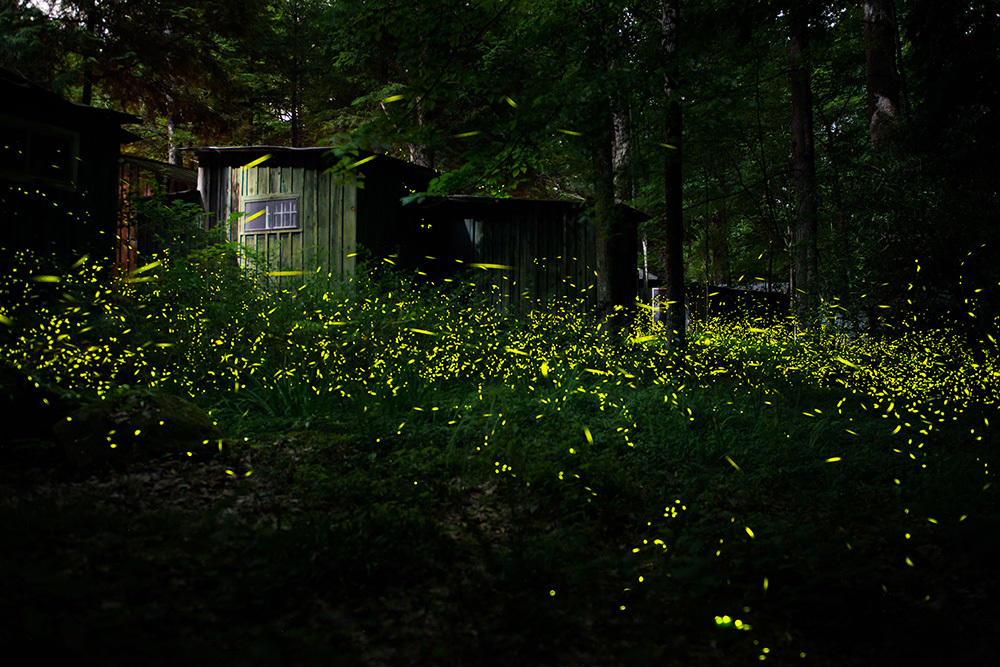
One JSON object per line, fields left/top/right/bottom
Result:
{"left": 117, "top": 155, "right": 199, "bottom": 272}
{"left": 0, "top": 68, "right": 138, "bottom": 269}
{"left": 189, "top": 146, "right": 434, "bottom": 284}
{"left": 402, "top": 196, "right": 645, "bottom": 314}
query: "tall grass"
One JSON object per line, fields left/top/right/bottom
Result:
{"left": 3, "top": 245, "right": 1000, "bottom": 664}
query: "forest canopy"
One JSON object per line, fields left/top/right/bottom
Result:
{"left": 3, "top": 0, "right": 998, "bottom": 334}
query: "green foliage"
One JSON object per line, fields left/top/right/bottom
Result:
{"left": 3, "top": 249, "right": 1000, "bottom": 663}
{"left": 6, "top": 1, "right": 1000, "bottom": 661}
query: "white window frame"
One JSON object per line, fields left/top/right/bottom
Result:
{"left": 243, "top": 196, "right": 299, "bottom": 233}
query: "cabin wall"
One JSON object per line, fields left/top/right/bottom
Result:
{"left": 1, "top": 110, "right": 124, "bottom": 270}
{"left": 194, "top": 152, "right": 635, "bottom": 317}
{"left": 197, "top": 152, "right": 359, "bottom": 290}
{"left": 117, "top": 158, "right": 198, "bottom": 272}
{"left": 468, "top": 205, "right": 599, "bottom": 314}
{"left": 403, "top": 200, "right": 607, "bottom": 315}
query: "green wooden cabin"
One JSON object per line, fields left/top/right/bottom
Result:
{"left": 0, "top": 68, "right": 138, "bottom": 271}
{"left": 189, "top": 146, "right": 434, "bottom": 285}
{"left": 192, "top": 146, "right": 644, "bottom": 314}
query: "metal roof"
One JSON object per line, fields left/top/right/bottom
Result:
{"left": 121, "top": 154, "right": 198, "bottom": 185}
{"left": 181, "top": 146, "right": 331, "bottom": 153}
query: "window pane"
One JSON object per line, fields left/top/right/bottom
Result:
{"left": 30, "top": 131, "right": 75, "bottom": 183}
{"left": 0, "top": 124, "right": 29, "bottom": 173}
{"left": 243, "top": 198, "right": 297, "bottom": 232}
{"left": 244, "top": 200, "right": 268, "bottom": 231}
{"left": 270, "top": 199, "right": 298, "bottom": 229}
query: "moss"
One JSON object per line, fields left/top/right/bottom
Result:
{"left": 53, "top": 392, "right": 221, "bottom": 469}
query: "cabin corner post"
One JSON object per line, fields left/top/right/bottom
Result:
{"left": 344, "top": 174, "right": 358, "bottom": 278}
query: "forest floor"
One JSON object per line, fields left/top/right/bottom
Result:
{"left": 3, "top": 409, "right": 999, "bottom": 667}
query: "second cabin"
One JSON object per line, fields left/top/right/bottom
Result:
{"left": 191, "top": 146, "right": 643, "bottom": 313}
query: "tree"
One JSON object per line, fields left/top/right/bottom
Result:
{"left": 788, "top": 1, "right": 818, "bottom": 318}
{"left": 16, "top": 0, "right": 266, "bottom": 164}
{"left": 660, "top": 0, "right": 685, "bottom": 347}
{"left": 863, "top": 0, "right": 903, "bottom": 151}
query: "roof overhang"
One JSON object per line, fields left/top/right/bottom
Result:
{"left": 121, "top": 154, "right": 198, "bottom": 185}
{"left": 406, "top": 194, "right": 650, "bottom": 224}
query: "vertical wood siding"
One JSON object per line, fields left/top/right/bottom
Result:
{"left": 197, "top": 150, "right": 364, "bottom": 291}
{"left": 194, "top": 151, "right": 630, "bottom": 316}
{"left": 448, "top": 201, "right": 602, "bottom": 316}
{"left": 116, "top": 157, "right": 198, "bottom": 272}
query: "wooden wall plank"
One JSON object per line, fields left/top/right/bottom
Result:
{"left": 325, "top": 171, "right": 340, "bottom": 276}
{"left": 303, "top": 166, "right": 318, "bottom": 273}
{"left": 343, "top": 176, "right": 357, "bottom": 277}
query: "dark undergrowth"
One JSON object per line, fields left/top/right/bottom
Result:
{"left": 2, "top": 250, "right": 999, "bottom": 665}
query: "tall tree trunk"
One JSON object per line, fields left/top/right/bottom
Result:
{"left": 407, "top": 5, "right": 434, "bottom": 168}
{"left": 166, "top": 92, "right": 180, "bottom": 165}
{"left": 291, "top": 71, "right": 300, "bottom": 147}
{"left": 80, "top": 0, "right": 97, "bottom": 105}
{"left": 789, "top": 2, "right": 818, "bottom": 318}
{"left": 661, "top": 0, "right": 685, "bottom": 347}
{"left": 864, "top": 0, "right": 903, "bottom": 151}
{"left": 290, "top": 1, "right": 302, "bottom": 147}
{"left": 712, "top": 208, "right": 729, "bottom": 286}
{"left": 594, "top": 115, "right": 618, "bottom": 319}
{"left": 164, "top": 20, "right": 181, "bottom": 166}
{"left": 408, "top": 102, "right": 434, "bottom": 168}
{"left": 613, "top": 104, "right": 634, "bottom": 203}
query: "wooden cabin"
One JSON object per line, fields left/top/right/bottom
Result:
{"left": 401, "top": 196, "right": 644, "bottom": 313}
{"left": 188, "top": 146, "right": 435, "bottom": 286}
{"left": 0, "top": 68, "right": 138, "bottom": 271}
{"left": 191, "top": 146, "right": 644, "bottom": 313}
{"left": 117, "top": 155, "right": 199, "bottom": 272}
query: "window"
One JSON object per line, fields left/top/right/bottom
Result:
{"left": 0, "top": 114, "right": 79, "bottom": 189}
{"left": 244, "top": 198, "right": 298, "bottom": 232}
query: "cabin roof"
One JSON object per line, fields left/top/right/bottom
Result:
{"left": 121, "top": 154, "right": 197, "bottom": 186}
{"left": 1, "top": 67, "right": 140, "bottom": 141}
{"left": 182, "top": 145, "right": 438, "bottom": 178}
{"left": 183, "top": 145, "right": 331, "bottom": 154}
{"left": 408, "top": 194, "right": 650, "bottom": 224}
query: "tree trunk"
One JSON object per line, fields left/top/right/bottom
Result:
{"left": 166, "top": 93, "right": 180, "bottom": 166}
{"left": 712, "top": 208, "right": 729, "bottom": 286}
{"left": 406, "top": 5, "right": 434, "bottom": 169}
{"left": 80, "top": 0, "right": 97, "bottom": 106}
{"left": 789, "top": 2, "right": 818, "bottom": 318}
{"left": 613, "top": 104, "right": 634, "bottom": 203}
{"left": 290, "top": 1, "right": 302, "bottom": 147}
{"left": 661, "top": 0, "right": 685, "bottom": 347}
{"left": 291, "top": 72, "right": 300, "bottom": 147}
{"left": 864, "top": 0, "right": 902, "bottom": 151}
{"left": 408, "top": 102, "right": 434, "bottom": 168}
{"left": 594, "top": 117, "right": 618, "bottom": 319}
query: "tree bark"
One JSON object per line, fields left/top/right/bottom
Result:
{"left": 712, "top": 208, "right": 729, "bottom": 286}
{"left": 661, "top": 0, "right": 685, "bottom": 347}
{"left": 80, "top": 0, "right": 97, "bottom": 106}
{"left": 594, "top": 116, "right": 618, "bottom": 318}
{"left": 408, "top": 102, "right": 434, "bottom": 168}
{"left": 613, "top": 104, "right": 634, "bottom": 203}
{"left": 291, "top": 71, "right": 300, "bottom": 147}
{"left": 166, "top": 92, "right": 180, "bottom": 165}
{"left": 864, "top": 0, "right": 902, "bottom": 152}
{"left": 789, "top": 2, "right": 818, "bottom": 318}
